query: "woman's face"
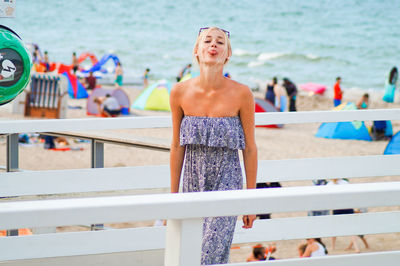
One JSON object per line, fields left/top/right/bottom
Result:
{"left": 197, "top": 29, "right": 229, "bottom": 66}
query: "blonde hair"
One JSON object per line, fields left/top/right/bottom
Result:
{"left": 193, "top": 27, "right": 232, "bottom": 65}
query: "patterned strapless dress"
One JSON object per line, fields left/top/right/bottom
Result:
{"left": 180, "top": 116, "right": 245, "bottom": 265}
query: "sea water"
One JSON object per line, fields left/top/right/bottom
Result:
{"left": 1, "top": 0, "right": 399, "bottom": 91}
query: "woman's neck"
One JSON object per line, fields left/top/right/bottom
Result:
{"left": 198, "top": 64, "right": 224, "bottom": 91}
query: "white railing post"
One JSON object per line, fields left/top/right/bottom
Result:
{"left": 6, "top": 133, "right": 18, "bottom": 172}
{"left": 165, "top": 218, "right": 203, "bottom": 266}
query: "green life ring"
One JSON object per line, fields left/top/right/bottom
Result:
{"left": 0, "top": 25, "right": 32, "bottom": 105}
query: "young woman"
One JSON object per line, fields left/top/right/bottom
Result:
{"left": 302, "top": 238, "right": 328, "bottom": 257}
{"left": 169, "top": 27, "right": 258, "bottom": 265}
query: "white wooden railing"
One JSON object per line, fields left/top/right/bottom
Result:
{"left": 0, "top": 109, "right": 400, "bottom": 266}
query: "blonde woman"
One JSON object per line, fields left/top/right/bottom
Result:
{"left": 170, "top": 27, "right": 257, "bottom": 265}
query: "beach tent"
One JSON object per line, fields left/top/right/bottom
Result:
{"left": 315, "top": 102, "right": 372, "bottom": 141}
{"left": 87, "top": 88, "right": 130, "bottom": 115}
{"left": 81, "top": 53, "right": 120, "bottom": 74}
{"left": 58, "top": 63, "right": 88, "bottom": 99}
{"left": 254, "top": 98, "right": 283, "bottom": 128}
{"left": 78, "top": 52, "right": 98, "bottom": 65}
{"left": 384, "top": 131, "right": 400, "bottom": 155}
{"left": 62, "top": 72, "right": 88, "bottom": 99}
{"left": 180, "top": 72, "right": 199, "bottom": 82}
{"left": 132, "top": 79, "right": 172, "bottom": 111}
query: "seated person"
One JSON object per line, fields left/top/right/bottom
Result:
{"left": 356, "top": 93, "right": 369, "bottom": 109}
{"left": 301, "top": 238, "right": 327, "bottom": 257}
{"left": 246, "top": 243, "right": 277, "bottom": 262}
{"left": 94, "top": 94, "right": 121, "bottom": 117}
{"left": 85, "top": 71, "right": 97, "bottom": 91}
{"left": 371, "top": 120, "right": 389, "bottom": 140}
{"left": 247, "top": 244, "right": 266, "bottom": 262}
{"left": 298, "top": 243, "right": 307, "bottom": 257}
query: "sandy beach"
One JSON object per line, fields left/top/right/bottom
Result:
{"left": 1, "top": 86, "right": 399, "bottom": 262}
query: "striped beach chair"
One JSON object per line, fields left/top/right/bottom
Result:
{"left": 24, "top": 73, "right": 68, "bottom": 118}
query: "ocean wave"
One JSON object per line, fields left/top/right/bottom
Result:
{"left": 256, "top": 52, "right": 331, "bottom": 62}
{"left": 248, "top": 61, "right": 264, "bottom": 68}
{"left": 257, "top": 52, "right": 286, "bottom": 61}
{"left": 233, "top": 48, "right": 257, "bottom": 56}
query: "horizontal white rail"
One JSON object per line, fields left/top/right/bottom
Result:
{"left": 2, "top": 155, "right": 399, "bottom": 197}
{"left": 230, "top": 251, "right": 400, "bottom": 266}
{"left": 232, "top": 211, "right": 400, "bottom": 243}
{"left": 0, "top": 212, "right": 398, "bottom": 261}
{"left": 0, "top": 182, "right": 399, "bottom": 229}
{"left": 1, "top": 109, "right": 399, "bottom": 134}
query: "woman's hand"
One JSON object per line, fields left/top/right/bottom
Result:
{"left": 242, "top": 214, "right": 256, "bottom": 229}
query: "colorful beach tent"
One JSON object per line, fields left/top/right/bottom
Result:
{"left": 300, "top": 83, "right": 326, "bottom": 95}
{"left": 384, "top": 131, "right": 400, "bottom": 155}
{"left": 315, "top": 102, "right": 372, "bottom": 141}
{"left": 87, "top": 88, "right": 130, "bottom": 115}
{"left": 62, "top": 72, "right": 88, "bottom": 99}
{"left": 81, "top": 53, "right": 120, "bottom": 74}
{"left": 180, "top": 72, "right": 199, "bottom": 82}
{"left": 254, "top": 98, "right": 283, "bottom": 128}
{"left": 132, "top": 79, "right": 172, "bottom": 111}
{"left": 58, "top": 63, "right": 88, "bottom": 99}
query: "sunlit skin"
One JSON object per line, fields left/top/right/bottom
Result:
{"left": 170, "top": 28, "right": 258, "bottom": 229}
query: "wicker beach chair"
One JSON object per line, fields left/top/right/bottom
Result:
{"left": 24, "top": 73, "right": 68, "bottom": 118}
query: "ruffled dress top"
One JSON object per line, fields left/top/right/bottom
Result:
{"left": 180, "top": 116, "right": 245, "bottom": 265}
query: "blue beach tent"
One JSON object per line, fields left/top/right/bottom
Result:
{"left": 315, "top": 102, "right": 372, "bottom": 141}
{"left": 384, "top": 131, "right": 400, "bottom": 154}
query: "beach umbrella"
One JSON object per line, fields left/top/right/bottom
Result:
{"left": 132, "top": 79, "right": 172, "bottom": 111}
{"left": 315, "top": 102, "right": 372, "bottom": 141}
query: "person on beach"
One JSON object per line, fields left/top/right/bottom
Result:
{"left": 176, "top": 63, "right": 192, "bottom": 82}
{"left": 382, "top": 67, "right": 398, "bottom": 103}
{"left": 143, "top": 68, "right": 150, "bottom": 88}
{"left": 94, "top": 94, "right": 121, "bottom": 117}
{"left": 265, "top": 77, "right": 277, "bottom": 105}
{"left": 356, "top": 93, "right": 369, "bottom": 109}
{"left": 327, "top": 178, "right": 360, "bottom": 252}
{"left": 283, "top": 78, "right": 297, "bottom": 112}
{"left": 246, "top": 244, "right": 277, "bottom": 261}
{"left": 115, "top": 62, "right": 123, "bottom": 88}
{"left": 84, "top": 71, "right": 96, "bottom": 91}
{"left": 333, "top": 77, "right": 343, "bottom": 107}
{"left": 72, "top": 52, "right": 79, "bottom": 75}
{"left": 43, "top": 51, "right": 50, "bottom": 72}
{"left": 256, "top": 182, "right": 281, "bottom": 219}
{"left": 301, "top": 238, "right": 328, "bottom": 257}
{"left": 170, "top": 27, "right": 257, "bottom": 265}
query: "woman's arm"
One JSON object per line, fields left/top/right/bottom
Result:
{"left": 302, "top": 243, "right": 317, "bottom": 257}
{"left": 239, "top": 86, "right": 258, "bottom": 229}
{"left": 240, "top": 87, "right": 257, "bottom": 190}
{"left": 169, "top": 83, "right": 186, "bottom": 193}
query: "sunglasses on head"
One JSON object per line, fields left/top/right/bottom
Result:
{"left": 198, "top": 27, "right": 230, "bottom": 39}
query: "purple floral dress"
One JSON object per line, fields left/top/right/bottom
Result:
{"left": 180, "top": 116, "right": 245, "bottom": 265}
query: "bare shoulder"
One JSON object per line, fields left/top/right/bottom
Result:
{"left": 226, "top": 79, "right": 253, "bottom": 99}
{"left": 171, "top": 78, "right": 194, "bottom": 97}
